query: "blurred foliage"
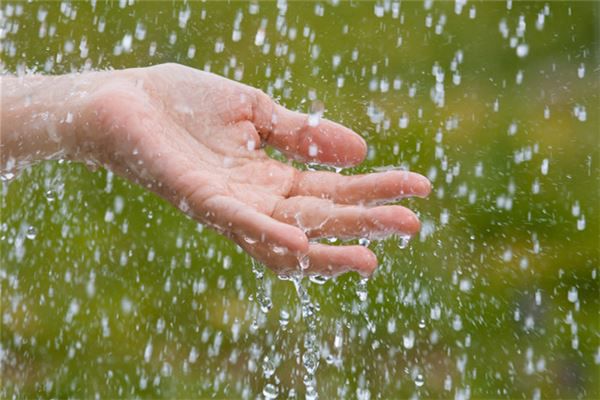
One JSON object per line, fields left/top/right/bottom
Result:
{"left": 1, "top": 1, "right": 598, "bottom": 399}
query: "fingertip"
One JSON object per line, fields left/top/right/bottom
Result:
{"left": 405, "top": 209, "right": 421, "bottom": 235}
{"left": 355, "top": 247, "right": 378, "bottom": 277}
{"left": 285, "top": 226, "right": 310, "bottom": 254}
{"left": 415, "top": 177, "right": 432, "bottom": 198}
{"left": 412, "top": 213, "right": 422, "bottom": 234}
{"left": 335, "top": 129, "right": 368, "bottom": 167}
{"left": 369, "top": 206, "right": 421, "bottom": 236}
{"left": 351, "top": 134, "right": 368, "bottom": 166}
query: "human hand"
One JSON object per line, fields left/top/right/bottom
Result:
{"left": 2, "top": 63, "right": 431, "bottom": 277}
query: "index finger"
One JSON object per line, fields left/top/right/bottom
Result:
{"left": 252, "top": 90, "right": 367, "bottom": 167}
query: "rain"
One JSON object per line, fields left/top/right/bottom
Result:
{"left": 1, "top": 1, "right": 598, "bottom": 399}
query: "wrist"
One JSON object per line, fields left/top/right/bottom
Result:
{"left": 1, "top": 74, "right": 82, "bottom": 171}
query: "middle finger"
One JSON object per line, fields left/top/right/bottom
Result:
{"left": 272, "top": 196, "right": 421, "bottom": 240}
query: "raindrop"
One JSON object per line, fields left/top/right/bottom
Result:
{"left": 26, "top": 225, "right": 37, "bottom": 240}
{"left": 279, "top": 310, "right": 290, "bottom": 326}
{"left": 255, "top": 24, "right": 266, "bottom": 46}
{"left": 262, "top": 383, "right": 279, "bottom": 399}
{"left": 541, "top": 158, "right": 549, "bottom": 175}
{"left": 262, "top": 356, "right": 275, "bottom": 378}
{"left": 567, "top": 287, "right": 578, "bottom": 303}
{"left": 0, "top": 172, "right": 15, "bottom": 182}
{"left": 403, "top": 330, "right": 415, "bottom": 349}
{"left": 299, "top": 255, "right": 310, "bottom": 270}
{"left": 516, "top": 70, "right": 524, "bottom": 85}
{"left": 302, "top": 350, "right": 319, "bottom": 375}
{"left": 452, "top": 315, "right": 463, "bottom": 331}
{"left": 577, "top": 215, "right": 586, "bottom": 231}
{"left": 308, "top": 100, "right": 324, "bottom": 127}
{"left": 573, "top": 105, "right": 587, "bottom": 122}
{"left": 469, "top": 6, "right": 476, "bottom": 19}
{"left": 121, "top": 33, "right": 132, "bottom": 52}
{"left": 309, "top": 274, "right": 330, "bottom": 285}
{"left": 440, "top": 209, "right": 449, "bottom": 225}
{"left": 356, "top": 278, "right": 369, "bottom": 302}
{"left": 398, "top": 113, "right": 409, "bottom": 129}
{"left": 577, "top": 63, "right": 585, "bottom": 79}
{"left": 414, "top": 373, "right": 425, "bottom": 387}
{"left": 516, "top": 43, "right": 529, "bottom": 58}
{"left": 334, "top": 325, "right": 343, "bottom": 348}
{"left": 214, "top": 38, "right": 224, "bottom": 53}
{"left": 544, "top": 106, "right": 550, "bottom": 119}
{"left": 536, "top": 12, "right": 545, "bottom": 30}
{"left": 187, "top": 45, "right": 196, "bottom": 59}
{"left": 44, "top": 189, "right": 56, "bottom": 203}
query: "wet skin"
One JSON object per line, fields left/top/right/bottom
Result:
{"left": 1, "top": 63, "right": 431, "bottom": 277}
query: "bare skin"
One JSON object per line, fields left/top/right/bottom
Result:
{"left": 1, "top": 63, "right": 431, "bottom": 277}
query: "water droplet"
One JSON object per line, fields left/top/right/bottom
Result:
{"left": 516, "top": 70, "right": 524, "bottom": 85}
{"left": 571, "top": 201, "right": 580, "bottom": 217}
{"left": 541, "top": 158, "right": 549, "bottom": 175}
{"left": 262, "top": 383, "right": 279, "bottom": 399}
{"left": 308, "top": 100, "right": 324, "bottom": 127}
{"left": 452, "top": 315, "right": 463, "bottom": 331}
{"left": 576, "top": 215, "right": 586, "bottom": 231}
{"left": 567, "top": 287, "right": 578, "bottom": 303}
{"left": 255, "top": 25, "right": 266, "bottom": 46}
{"left": 262, "top": 356, "right": 275, "bottom": 378}
{"left": 444, "top": 375, "right": 452, "bottom": 391}
{"left": 302, "top": 350, "right": 319, "bottom": 375}
{"left": 398, "top": 113, "right": 409, "bottom": 129}
{"left": 577, "top": 63, "right": 585, "bottom": 79}
{"left": 459, "top": 278, "right": 472, "bottom": 292}
{"left": 26, "top": 225, "right": 37, "bottom": 240}
{"left": 187, "top": 45, "right": 196, "bottom": 59}
{"left": 144, "top": 341, "right": 153, "bottom": 363}
{"left": 440, "top": 209, "right": 450, "bottom": 225}
{"left": 0, "top": 172, "right": 15, "bottom": 182}
{"left": 358, "top": 238, "right": 371, "bottom": 247}
{"left": 516, "top": 43, "right": 529, "bottom": 58}
{"left": 403, "top": 330, "right": 415, "bottom": 349}
{"left": 256, "top": 291, "right": 272, "bottom": 313}
{"left": 415, "top": 373, "right": 425, "bottom": 387}
{"left": 308, "top": 274, "right": 329, "bottom": 285}
{"left": 44, "top": 189, "right": 56, "bottom": 203}
{"left": 299, "top": 255, "right": 310, "bottom": 270}
{"left": 398, "top": 235, "right": 411, "bottom": 249}
{"left": 356, "top": 278, "right": 369, "bottom": 302}
{"left": 573, "top": 105, "right": 587, "bottom": 122}
{"left": 279, "top": 310, "right": 290, "bottom": 326}
{"left": 469, "top": 6, "right": 477, "bottom": 19}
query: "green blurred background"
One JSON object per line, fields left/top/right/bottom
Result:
{"left": 1, "top": 1, "right": 598, "bottom": 399}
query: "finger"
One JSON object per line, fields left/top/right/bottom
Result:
{"left": 202, "top": 195, "right": 309, "bottom": 254}
{"left": 290, "top": 169, "right": 431, "bottom": 205}
{"left": 305, "top": 243, "right": 378, "bottom": 277}
{"left": 252, "top": 90, "right": 367, "bottom": 167}
{"left": 236, "top": 238, "right": 377, "bottom": 278}
{"left": 272, "top": 197, "right": 421, "bottom": 239}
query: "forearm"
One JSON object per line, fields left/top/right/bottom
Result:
{"left": 1, "top": 73, "right": 101, "bottom": 174}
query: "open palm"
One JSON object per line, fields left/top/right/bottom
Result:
{"left": 81, "top": 63, "right": 430, "bottom": 277}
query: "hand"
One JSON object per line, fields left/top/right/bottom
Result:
{"left": 2, "top": 63, "right": 431, "bottom": 277}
